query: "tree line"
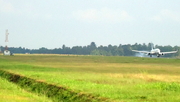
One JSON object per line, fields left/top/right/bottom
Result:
{"left": 1, "top": 42, "right": 180, "bottom": 57}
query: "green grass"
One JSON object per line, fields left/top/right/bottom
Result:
{"left": 0, "top": 70, "right": 107, "bottom": 102}
{"left": 1, "top": 55, "right": 180, "bottom": 101}
{"left": 0, "top": 77, "right": 52, "bottom": 102}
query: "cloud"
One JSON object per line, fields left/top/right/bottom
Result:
{"left": 0, "top": 0, "right": 14, "bottom": 13}
{"left": 151, "top": 9, "right": 180, "bottom": 22}
{"left": 73, "top": 8, "right": 133, "bottom": 23}
{"left": 0, "top": 1, "right": 53, "bottom": 21}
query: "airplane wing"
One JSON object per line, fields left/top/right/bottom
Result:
{"left": 161, "top": 50, "right": 178, "bottom": 54}
{"left": 132, "top": 50, "right": 150, "bottom": 54}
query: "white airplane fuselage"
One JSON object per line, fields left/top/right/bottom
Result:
{"left": 148, "top": 48, "right": 162, "bottom": 57}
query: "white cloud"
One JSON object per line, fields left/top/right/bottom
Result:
{"left": 74, "top": 9, "right": 98, "bottom": 21}
{"left": 0, "top": 1, "right": 53, "bottom": 21}
{"left": 73, "top": 8, "right": 133, "bottom": 23}
{"left": 0, "top": 0, "right": 14, "bottom": 13}
{"left": 151, "top": 9, "right": 180, "bottom": 22}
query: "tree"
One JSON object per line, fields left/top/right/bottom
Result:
{"left": 122, "top": 44, "right": 133, "bottom": 56}
{"left": 39, "top": 47, "right": 49, "bottom": 53}
{"left": 90, "top": 42, "right": 97, "bottom": 50}
{"left": 72, "top": 46, "right": 83, "bottom": 54}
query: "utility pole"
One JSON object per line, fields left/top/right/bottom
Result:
{"left": 3, "top": 29, "right": 12, "bottom": 55}
{"left": 5, "top": 30, "right": 9, "bottom": 50}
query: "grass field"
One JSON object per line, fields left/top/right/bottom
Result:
{"left": 0, "top": 76, "right": 52, "bottom": 102}
{"left": 0, "top": 55, "right": 180, "bottom": 102}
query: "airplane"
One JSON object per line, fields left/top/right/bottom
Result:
{"left": 132, "top": 43, "right": 178, "bottom": 57}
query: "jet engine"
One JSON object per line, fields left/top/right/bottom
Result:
{"left": 160, "top": 53, "right": 164, "bottom": 56}
{"left": 157, "top": 53, "right": 164, "bottom": 57}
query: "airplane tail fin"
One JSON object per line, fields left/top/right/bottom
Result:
{"left": 151, "top": 43, "right": 154, "bottom": 50}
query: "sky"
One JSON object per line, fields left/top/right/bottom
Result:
{"left": 0, "top": 0, "right": 180, "bottom": 49}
